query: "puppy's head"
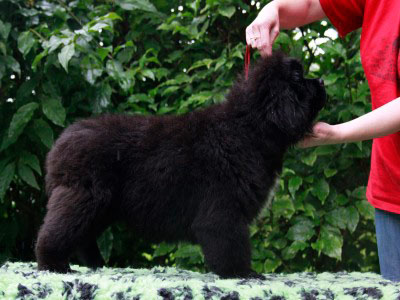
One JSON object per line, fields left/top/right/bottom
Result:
{"left": 244, "top": 52, "right": 326, "bottom": 144}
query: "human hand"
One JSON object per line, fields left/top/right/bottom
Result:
{"left": 298, "top": 122, "right": 340, "bottom": 148}
{"left": 246, "top": 1, "right": 280, "bottom": 57}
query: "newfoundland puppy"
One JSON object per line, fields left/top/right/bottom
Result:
{"left": 35, "top": 52, "right": 326, "bottom": 278}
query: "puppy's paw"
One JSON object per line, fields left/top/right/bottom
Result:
{"left": 66, "top": 268, "right": 78, "bottom": 274}
{"left": 220, "top": 270, "right": 266, "bottom": 280}
{"left": 246, "top": 271, "right": 266, "bottom": 280}
{"left": 38, "top": 264, "right": 72, "bottom": 274}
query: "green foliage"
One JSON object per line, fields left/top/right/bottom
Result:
{"left": 0, "top": 0, "right": 377, "bottom": 273}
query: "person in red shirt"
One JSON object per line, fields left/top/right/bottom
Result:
{"left": 246, "top": 0, "right": 400, "bottom": 281}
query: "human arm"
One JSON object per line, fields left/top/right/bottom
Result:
{"left": 246, "top": 0, "right": 326, "bottom": 56}
{"left": 299, "top": 97, "right": 400, "bottom": 148}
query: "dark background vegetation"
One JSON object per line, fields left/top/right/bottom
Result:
{"left": 0, "top": 0, "right": 378, "bottom": 273}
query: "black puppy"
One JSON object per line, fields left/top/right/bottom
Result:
{"left": 35, "top": 52, "right": 326, "bottom": 278}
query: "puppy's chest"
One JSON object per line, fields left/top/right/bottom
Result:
{"left": 227, "top": 150, "right": 282, "bottom": 219}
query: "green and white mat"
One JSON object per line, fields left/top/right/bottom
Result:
{"left": 1, "top": 262, "right": 399, "bottom": 299}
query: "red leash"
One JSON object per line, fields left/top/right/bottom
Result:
{"left": 244, "top": 44, "right": 251, "bottom": 80}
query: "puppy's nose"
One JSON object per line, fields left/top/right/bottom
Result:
{"left": 318, "top": 78, "right": 324, "bottom": 86}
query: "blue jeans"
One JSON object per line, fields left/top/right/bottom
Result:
{"left": 375, "top": 208, "right": 400, "bottom": 281}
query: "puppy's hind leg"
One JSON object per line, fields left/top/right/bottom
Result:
{"left": 35, "top": 185, "right": 109, "bottom": 273}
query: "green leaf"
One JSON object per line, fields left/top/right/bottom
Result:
{"left": 19, "top": 151, "right": 41, "bottom": 176}
{"left": 33, "top": 119, "right": 54, "bottom": 148}
{"left": 264, "top": 258, "right": 281, "bottom": 272}
{"left": 5, "top": 56, "right": 20, "bottom": 77}
{"left": 165, "top": 50, "right": 183, "bottom": 63}
{"left": 58, "top": 43, "right": 75, "bottom": 72}
{"left": 312, "top": 178, "right": 330, "bottom": 203}
{"left": 93, "top": 84, "right": 112, "bottom": 113}
{"left": 188, "top": 58, "right": 213, "bottom": 72}
{"left": 282, "top": 168, "right": 295, "bottom": 176}
{"left": 43, "top": 36, "right": 63, "bottom": 53}
{"left": 315, "top": 145, "right": 338, "bottom": 156}
{"left": 106, "top": 60, "right": 124, "bottom": 79}
{"left": 0, "top": 20, "right": 11, "bottom": 40}
{"left": 141, "top": 69, "right": 155, "bottom": 81}
{"left": 272, "top": 195, "right": 295, "bottom": 219}
{"left": 215, "top": 57, "right": 226, "bottom": 71}
{"left": 0, "top": 162, "right": 15, "bottom": 201}
{"left": 97, "top": 228, "right": 113, "bottom": 263}
{"left": 347, "top": 206, "right": 360, "bottom": 233}
{"left": 288, "top": 176, "right": 302, "bottom": 197}
{"left": 0, "top": 41, "right": 6, "bottom": 56}
{"left": 312, "top": 225, "right": 343, "bottom": 260}
{"left": 252, "top": 261, "right": 264, "bottom": 273}
{"left": 174, "top": 244, "right": 202, "bottom": 258}
{"left": 116, "top": 0, "right": 158, "bottom": 13}
{"left": 161, "top": 74, "right": 191, "bottom": 86}
{"left": 301, "top": 150, "right": 317, "bottom": 166}
{"left": 43, "top": 81, "right": 60, "bottom": 98}
{"left": 322, "top": 73, "right": 339, "bottom": 86}
{"left": 304, "top": 203, "right": 316, "bottom": 219}
{"left": 186, "top": 91, "right": 213, "bottom": 106}
{"left": 84, "top": 67, "right": 103, "bottom": 85}
{"left": 153, "top": 243, "right": 176, "bottom": 257}
{"left": 89, "top": 22, "right": 111, "bottom": 32}
{"left": 97, "top": 47, "right": 112, "bottom": 61}
{"left": 218, "top": 5, "right": 236, "bottom": 18}
{"left": 0, "top": 135, "right": 14, "bottom": 152}
{"left": 325, "top": 208, "right": 347, "bottom": 230}
{"left": 324, "top": 168, "right": 337, "bottom": 178}
{"left": 41, "top": 96, "right": 66, "bottom": 127}
{"left": 335, "top": 194, "right": 349, "bottom": 206}
{"left": 271, "top": 238, "right": 287, "bottom": 250}
{"left": 16, "top": 76, "right": 38, "bottom": 100}
{"left": 154, "top": 68, "right": 169, "bottom": 81}
{"left": 18, "top": 162, "right": 39, "bottom": 190}
{"left": 352, "top": 186, "right": 366, "bottom": 200}
{"left": 18, "top": 31, "right": 36, "bottom": 56}
{"left": 8, "top": 102, "right": 39, "bottom": 139}
{"left": 127, "top": 93, "right": 153, "bottom": 104}
{"left": 350, "top": 101, "right": 366, "bottom": 117}
{"left": 161, "top": 86, "right": 180, "bottom": 96}
{"left": 32, "top": 49, "right": 48, "bottom": 71}
{"left": 282, "top": 241, "right": 308, "bottom": 260}
{"left": 356, "top": 200, "right": 374, "bottom": 220}
{"left": 101, "top": 12, "right": 123, "bottom": 21}
{"left": 287, "top": 218, "right": 315, "bottom": 242}
{"left": 275, "top": 32, "right": 291, "bottom": 46}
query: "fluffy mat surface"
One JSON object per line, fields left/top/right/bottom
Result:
{"left": 1, "top": 262, "right": 400, "bottom": 299}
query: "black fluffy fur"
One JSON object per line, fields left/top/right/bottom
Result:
{"left": 35, "top": 52, "right": 326, "bottom": 278}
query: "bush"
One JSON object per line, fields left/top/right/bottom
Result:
{"left": 0, "top": 0, "right": 378, "bottom": 273}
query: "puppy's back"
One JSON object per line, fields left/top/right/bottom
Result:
{"left": 45, "top": 115, "right": 150, "bottom": 195}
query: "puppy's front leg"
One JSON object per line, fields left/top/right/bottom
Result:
{"left": 193, "top": 210, "right": 262, "bottom": 279}
{"left": 75, "top": 238, "right": 105, "bottom": 269}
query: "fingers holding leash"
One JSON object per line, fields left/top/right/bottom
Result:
{"left": 246, "top": 2, "right": 280, "bottom": 57}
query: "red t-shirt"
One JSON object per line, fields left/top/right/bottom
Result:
{"left": 319, "top": 0, "right": 400, "bottom": 213}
